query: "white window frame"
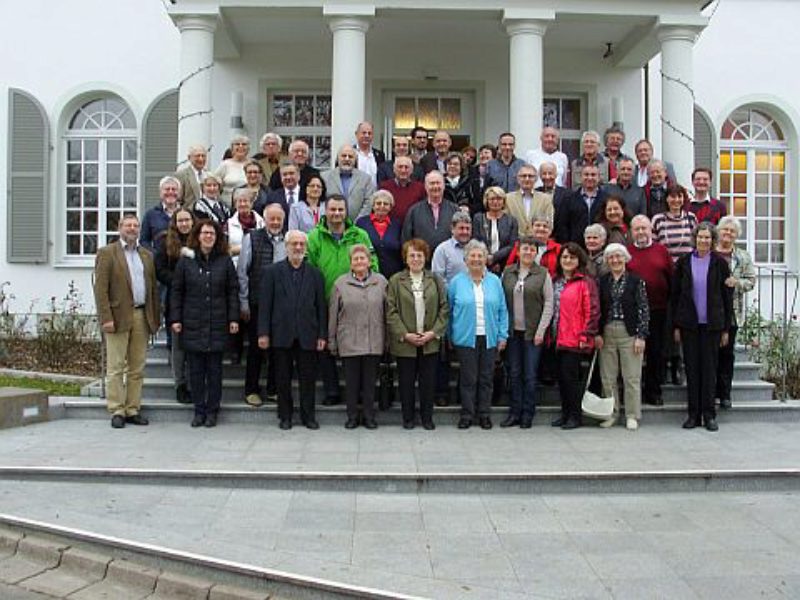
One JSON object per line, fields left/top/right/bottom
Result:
{"left": 60, "top": 97, "right": 138, "bottom": 264}
{"left": 267, "top": 90, "right": 332, "bottom": 169}
{"left": 542, "top": 93, "right": 588, "bottom": 164}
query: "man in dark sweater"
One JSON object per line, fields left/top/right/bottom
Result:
{"left": 627, "top": 214, "right": 674, "bottom": 405}
{"left": 401, "top": 170, "right": 459, "bottom": 263}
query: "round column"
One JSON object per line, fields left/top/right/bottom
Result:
{"left": 329, "top": 16, "right": 370, "bottom": 154}
{"left": 658, "top": 25, "right": 699, "bottom": 185}
{"left": 176, "top": 15, "right": 217, "bottom": 161}
{"left": 505, "top": 20, "right": 548, "bottom": 154}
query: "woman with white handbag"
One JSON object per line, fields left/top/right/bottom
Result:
{"left": 594, "top": 243, "right": 650, "bottom": 430}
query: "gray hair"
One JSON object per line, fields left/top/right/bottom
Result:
{"left": 603, "top": 242, "right": 631, "bottom": 262}
{"left": 289, "top": 139, "right": 309, "bottom": 153}
{"left": 531, "top": 213, "right": 553, "bottom": 229}
{"left": 186, "top": 144, "right": 207, "bottom": 157}
{"left": 584, "top": 223, "right": 608, "bottom": 240}
{"left": 348, "top": 243, "right": 372, "bottom": 260}
{"left": 371, "top": 189, "right": 395, "bottom": 209}
{"left": 285, "top": 229, "right": 307, "bottom": 244}
{"left": 230, "top": 134, "right": 250, "bottom": 147}
{"left": 263, "top": 202, "right": 286, "bottom": 219}
{"left": 201, "top": 174, "right": 222, "bottom": 187}
{"left": 259, "top": 132, "right": 283, "bottom": 147}
{"left": 691, "top": 222, "right": 719, "bottom": 246}
{"left": 463, "top": 239, "right": 488, "bottom": 259}
{"left": 232, "top": 187, "right": 253, "bottom": 204}
{"left": 537, "top": 161, "right": 556, "bottom": 173}
{"left": 717, "top": 215, "right": 742, "bottom": 237}
{"left": 451, "top": 211, "right": 472, "bottom": 227}
{"left": 630, "top": 214, "right": 652, "bottom": 229}
{"left": 603, "top": 125, "right": 626, "bottom": 145}
{"left": 159, "top": 175, "right": 182, "bottom": 194}
{"left": 581, "top": 130, "right": 600, "bottom": 145}
{"left": 647, "top": 159, "right": 666, "bottom": 174}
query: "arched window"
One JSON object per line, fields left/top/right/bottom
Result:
{"left": 65, "top": 96, "right": 138, "bottom": 256}
{"left": 719, "top": 107, "right": 787, "bottom": 264}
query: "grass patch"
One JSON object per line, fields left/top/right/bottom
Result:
{"left": 0, "top": 375, "right": 83, "bottom": 396}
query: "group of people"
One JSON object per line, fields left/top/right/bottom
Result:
{"left": 94, "top": 121, "right": 755, "bottom": 433}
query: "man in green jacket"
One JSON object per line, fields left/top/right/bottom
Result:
{"left": 307, "top": 194, "right": 379, "bottom": 298}
{"left": 306, "top": 194, "right": 379, "bottom": 404}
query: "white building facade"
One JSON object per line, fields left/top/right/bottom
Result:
{"left": 1, "top": 0, "right": 797, "bottom": 313}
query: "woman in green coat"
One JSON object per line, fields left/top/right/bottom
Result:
{"left": 386, "top": 238, "right": 449, "bottom": 430}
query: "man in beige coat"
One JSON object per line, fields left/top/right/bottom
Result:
{"left": 93, "top": 214, "right": 160, "bottom": 428}
{"left": 174, "top": 144, "right": 209, "bottom": 210}
{"left": 505, "top": 164, "right": 554, "bottom": 236}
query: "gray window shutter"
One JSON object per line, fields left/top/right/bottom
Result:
{"left": 694, "top": 105, "right": 715, "bottom": 189}
{"left": 142, "top": 90, "right": 179, "bottom": 211}
{"left": 7, "top": 88, "right": 50, "bottom": 263}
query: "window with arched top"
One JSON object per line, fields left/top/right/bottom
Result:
{"left": 719, "top": 107, "right": 787, "bottom": 264}
{"left": 64, "top": 96, "right": 138, "bottom": 256}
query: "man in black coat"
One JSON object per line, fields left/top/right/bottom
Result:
{"left": 558, "top": 163, "right": 607, "bottom": 246}
{"left": 268, "top": 139, "right": 320, "bottom": 191}
{"left": 258, "top": 230, "right": 327, "bottom": 430}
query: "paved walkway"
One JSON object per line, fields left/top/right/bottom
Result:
{"left": 0, "top": 419, "right": 799, "bottom": 473}
{"left": 0, "top": 419, "right": 799, "bottom": 599}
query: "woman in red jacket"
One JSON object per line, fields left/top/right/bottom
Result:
{"left": 550, "top": 242, "right": 600, "bottom": 429}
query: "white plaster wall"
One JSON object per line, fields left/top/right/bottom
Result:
{"left": 0, "top": 0, "right": 180, "bottom": 313}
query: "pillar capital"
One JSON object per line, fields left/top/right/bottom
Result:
{"left": 504, "top": 19, "right": 549, "bottom": 38}
{"left": 327, "top": 15, "right": 372, "bottom": 35}
{"left": 175, "top": 14, "right": 218, "bottom": 35}
{"left": 656, "top": 24, "right": 703, "bottom": 45}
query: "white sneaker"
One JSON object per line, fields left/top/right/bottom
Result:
{"left": 626, "top": 417, "right": 639, "bottom": 431}
{"left": 245, "top": 393, "right": 263, "bottom": 407}
{"left": 599, "top": 416, "right": 617, "bottom": 428}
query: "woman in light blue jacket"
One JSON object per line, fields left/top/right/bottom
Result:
{"left": 448, "top": 239, "right": 509, "bottom": 430}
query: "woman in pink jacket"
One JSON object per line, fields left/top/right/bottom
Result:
{"left": 550, "top": 242, "right": 600, "bottom": 430}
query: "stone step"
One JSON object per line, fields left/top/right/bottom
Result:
{"left": 56, "top": 397, "right": 796, "bottom": 426}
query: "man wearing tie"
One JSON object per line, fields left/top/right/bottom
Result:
{"left": 174, "top": 145, "right": 208, "bottom": 211}
{"left": 257, "top": 160, "right": 299, "bottom": 223}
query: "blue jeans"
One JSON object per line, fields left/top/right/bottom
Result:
{"left": 506, "top": 332, "right": 542, "bottom": 422}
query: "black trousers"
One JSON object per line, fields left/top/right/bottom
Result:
{"left": 455, "top": 336, "right": 496, "bottom": 420}
{"left": 187, "top": 351, "right": 223, "bottom": 419}
{"left": 244, "top": 304, "right": 276, "bottom": 395}
{"left": 556, "top": 349, "right": 585, "bottom": 423}
{"left": 342, "top": 355, "right": 380, "bottom": 421}
{"left": 274, "top": 342, "right": 318, "bottom": 423}
{"left": 681, "top": 326, "right": 721, "bottom": 423}
{"left": 644, "top": 309, "right": 668, "bottom": 401}
{"left": 319, "top": 350, "right": 341, "bottom": 400}
{"left": 396, "top": 350, "right": 437, "bottom": 424}
{"left": 716, "top": 325, "right": 738, "bottom": 401}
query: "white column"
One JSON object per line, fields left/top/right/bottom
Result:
{"left": 329, "top": 16, "right": 370, "bottom": 154}
{"left": 505, "top": 19, "right": 548, "bottom": 154}
{"left": 176, "top": 15, "right": 216, "bottom": 161}
{"left": 658, "top": 25, "right": 699, "bottom": 186}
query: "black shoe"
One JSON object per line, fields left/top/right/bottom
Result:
{"left": 322, "top": 397, "right": 341, "bottom": 406}
{"left": 344, "top": 418, "right": 359, "bottom": 429}
{"left": 719, "top": 398, "right": 732, "bottom": 410}
{"left": 645, "top": 395, "right": 664, "bottom": 407}
{"left": 304, "top": 420, "right": 320, "bottom": 430}
{"left": 363, "top": 419, "right": 377, "bottom": 430}
{"left": 705, "top": 418, "right": 719, "bottom": 432}
{"left": 457, "top": 418, "right": 472, "bottom": 429}
{"left": 520, "top": 420, "right": 533, "bottom": 429}
{"left": 500, "top": 416, "right": 520, "bottom": 428}
{"left": 434, "top": 394, "right": 449, "bottom": 407}
{"left": 403, "top": 421, "right": 415, "bottom": 430}
{"left": 279, "top": 419, "right": 292, "bottom": 430}
{"left": 422, "top": 421, "right": 436, "bottom": 431}
{"left": 191, "top": 415, "right": 205, "bottom": 428}
{"left": 176, "top": 384, "right": 191, "bottom": 404}
{"left": 551, "top": 416, "right": 565, "bottom": 427}
{"left": 682, "top": 417, "right": 698, "bottom": 429}
{"left": 479, "top": 417, "right": 493, "bottom": 430}
{"left": 125, "top": 414, "right": 149, "bottom": 426}
{"left": 561, "top": 418, "right": 581, "bottom": 430}
{"left": 205, "top": 414, "right": 217, "bottom": 428}
{"left": 111, "top": 415, "right": 125, "bottom": 429}
{"left": 671, "top": 363, "right": 684, "bottom": 386}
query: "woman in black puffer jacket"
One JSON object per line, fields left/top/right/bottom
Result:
{"left": 170, "top": 219, "right": 239, "bottom": 428}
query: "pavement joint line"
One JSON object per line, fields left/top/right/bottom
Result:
{"left": 0, "top": 513, "right": 428, "bottom": 600}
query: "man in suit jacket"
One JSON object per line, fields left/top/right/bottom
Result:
{"left": 505, "top": 164, "right": 554, "bottom": 237}
{"left": 256, "top": 161, "right": 297, "bottom": 225}
{"left": 268, "top": 139, "right": 320, "bottom": 190}
{"left": 420, "top": 130, "right": 453, "bottom": 174}
{"left": 174, "top": 144, "right": 208, "bottom": 211}
{"left": 535, "top": 161, "right": 571, "bottom": 242}
{"left": 258, "top": 230, "right": 327, "bottom": 430}
{"left": 560, "top": 163, "right": 608, "bottom": 246}
{"left": 377, "top": 135, "right": 424, "bottom": 184}
{"left": 93, "top": 214, "right": 160, "bottom": 429}
{"left": 322, "top": 144, "right": 376, "bottom": 221}
{"left": 354, "top": 121, "right": 386, "bottom": 186}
